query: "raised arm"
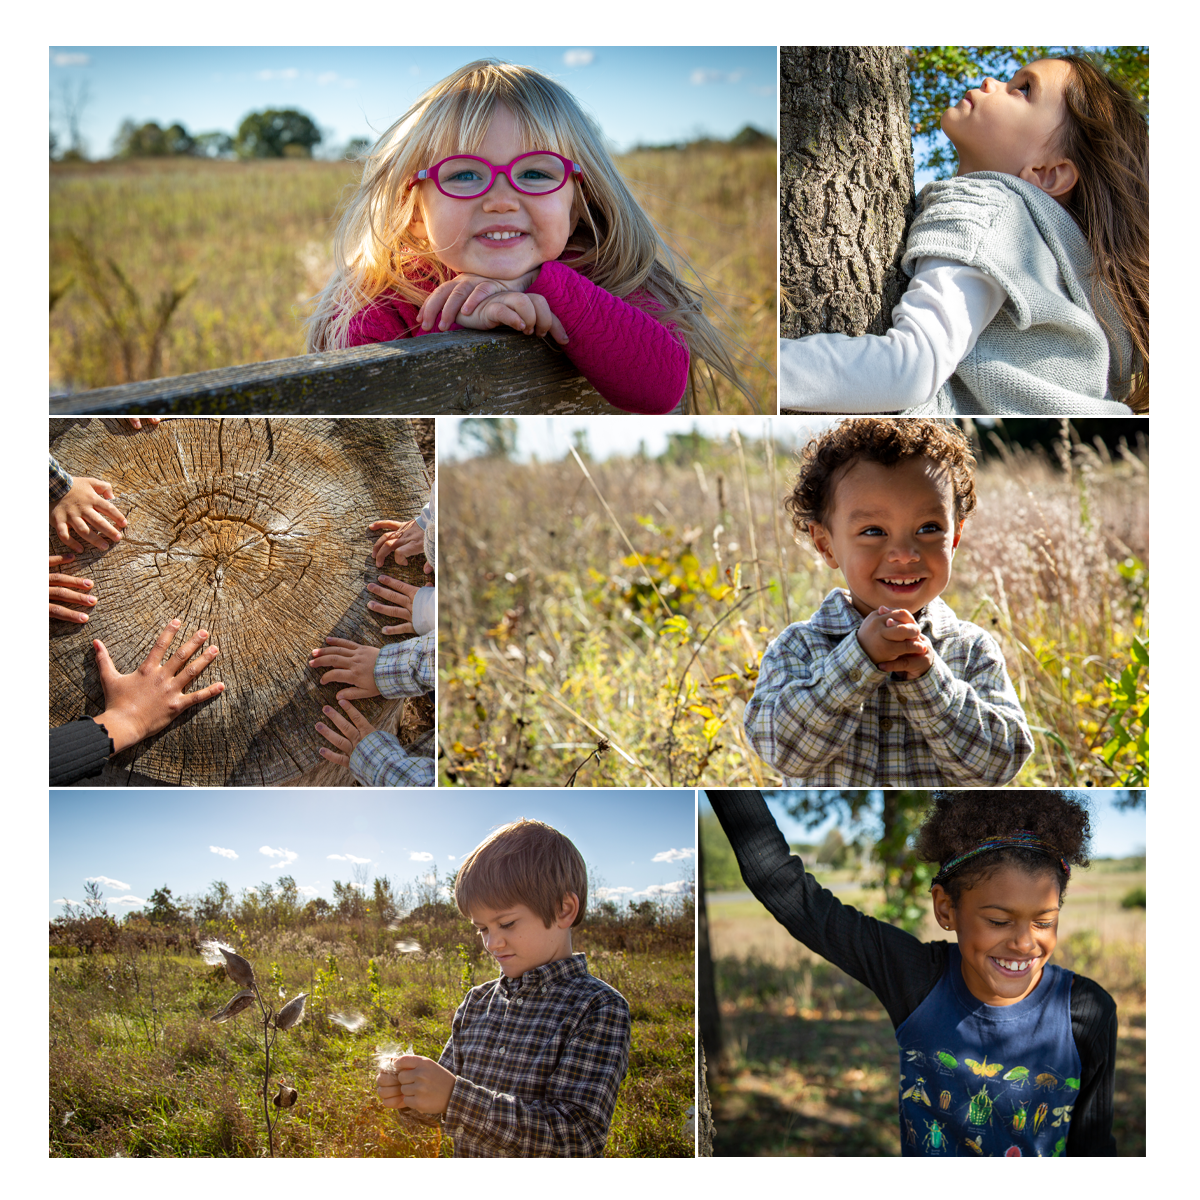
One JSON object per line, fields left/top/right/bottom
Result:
{"left": 530, "top": 261, "right": 690, "bottom": 414}
{"left": 706, "top": 789, "right": 944, "bottom": 1028}
{"left": 890, "top": 626, "right": 1032, "bottom": 786}
{"left": 441, "top": 992, "right": 630, "bottom": 1156}
{"left": 1066, "top": 976, "right": 1117, "bottom": 1156}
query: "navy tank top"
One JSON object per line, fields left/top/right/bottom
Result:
{"left": 895, "top": 945, "right": 1082, "bottom": 1156}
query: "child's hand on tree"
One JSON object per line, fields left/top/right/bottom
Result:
{"left": 369, "top": 518, "right": 430, "bottom": 571}
{"left": 314, "top": 696, "right": 378, "bottom": 765}
{"left": 51, "top": 476, "right": 128, "bottom": 552}
{"left": 377, "top": 1055, "right": 455, "bottom": 1114}
{"left": 308, "top": 637, "right": 382, "bottom": 700}
{"left": 857, "top": 606, "right": 933, "bottom": 679}
{"left": 367, "top": 576, "right": 425, "bottom": 634}
{"left": 49, "top": 554, "right": 97, "bottom": 623}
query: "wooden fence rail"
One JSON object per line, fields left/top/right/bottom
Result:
{"left": 48, "top": 329, "right": 623, "bottom": 417}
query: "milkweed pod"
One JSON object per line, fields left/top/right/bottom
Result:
{"left": 394, "top": 940, "right": 421, "bottom": 954}
{"left": 219, "top": 946, "right": 256, "bottom": 988}
{"left": 274, "top": 1083, "right": 298, "bottom": 1109}
{"left": 211, "top": 988, "right": 255, "bottom": 1022}
{"left": 275, "top": 992, "right": 309, "bottom": 1032}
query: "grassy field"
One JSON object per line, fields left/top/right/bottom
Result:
{"left": 705, "top": 856, "right": 1146, "bottom": 1156}
{"left": 49, "top": 145, "right": 774, "bottom": 410}
{"left": 438, "top": 425, "right": 1149, "bottom": 788}
{"left": 48, "top": 908, "right": 693, "bottom": 1157}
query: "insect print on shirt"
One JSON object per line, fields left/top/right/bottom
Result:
{"left": 901, "top": 1076, "right": 932, "bottom": 1106}
{"left": 1002, "top": 1065, "right": 1030, "bottom": 1088}
{"left": 905, "top": 1118, "right": 917, "bottom": 1147}
{"left": 963, "top": 1136, "right": 984, "bottom": 1155}
{"left": 1032, "top": 1102, "right": 1050, "bottom": 1134}
{"left": 1004, "top": 1145, "right": 1022, "bottom": 1157}
{"left": 1034, "top": 1072, "right": 1060, "bottom": 1091}
{"left": 1065, "top": 1076, "right": 1081, "bottom": 1091}
{"left": 922, "top": 1119, "right": 948, "bottom": 1153}
{"left": 1010, "top": 1100, "right": 1029, "bottom": 1134}
{"left": 965, "top": 1056, "right": 1004, "bottom": 1078}
{"left": 1051, "top": 1104, "right": 1074, "bottom": 1129}
{"left": 939, "top": 1089, "right": 952, "bottom": 1111}
{"left": 966, "top": 1083, "right": 994, "bottom": 1127}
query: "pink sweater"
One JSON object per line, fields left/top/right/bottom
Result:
{"left": 345, "top": 260, "right": 689, "bottom": 414}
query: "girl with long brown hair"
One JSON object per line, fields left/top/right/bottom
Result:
{"left": 780, "top": 53, "right": 1149, "bottom": 415}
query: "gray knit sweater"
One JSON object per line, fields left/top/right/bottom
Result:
{"left": 900, "top": 172, "right": 1135, "bottom": 416}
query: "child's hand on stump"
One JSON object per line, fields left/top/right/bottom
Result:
{"left": 857, "top": 606, "right": 933, "bottom": 679}
{"left": 367, "top": 576, "right": 423, "bottom": 634}
{"left": 377, "top": 1055, "right": 455, "bottom": 1115}
{"left": 315, "top": 697, "right": 377, "bottom": 765}
{"left": 369, "top": 519, "right": 429, "bottom": 570}
{"left": 51, "top": 476, "right": 128, "bottom": 552}
{"left": 49, "top": 554, "right": 96, "bottom": 623}
{"left": 308, "top": 637, "right": 381, "bottom": 700}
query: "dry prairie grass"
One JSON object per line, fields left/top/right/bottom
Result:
{"left": 439, "top": 425, "right": 1148, "bottom": 788}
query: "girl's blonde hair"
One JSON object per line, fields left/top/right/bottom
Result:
{"left": 306, "top": 60, "right": 749, "bottom": 410}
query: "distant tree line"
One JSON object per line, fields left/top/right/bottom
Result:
{"left": 107, "top": 108, "right": 326, "bottom": 162}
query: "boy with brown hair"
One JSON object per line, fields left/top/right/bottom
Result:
{"left": 745, "top": 417, "right": 1032, "bottom": 786}
{"left": 375, "top": 818, "right": 631, "bottom": 1156}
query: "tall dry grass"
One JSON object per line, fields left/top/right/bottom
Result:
{"left": 439, "top": 425, "right": 1148, "bottom": 787}
{"left": 49, "top": 146, "right": 774, "bottom": 410}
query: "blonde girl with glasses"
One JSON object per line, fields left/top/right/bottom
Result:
{"left": 306, "top": 59, "right": 750, "bottom": 414}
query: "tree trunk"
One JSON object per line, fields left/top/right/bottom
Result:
{"left": 698, "top": 1044, "right": 715, "bottom": 1156}
{"left": 779, "top": 47, "right": 915, "bottom": 340}
{"left": 697, "top": 834, "right": 722, "bottom": 1077}
{"left": 49, "top": 418, "right": 431, "bottom": 786}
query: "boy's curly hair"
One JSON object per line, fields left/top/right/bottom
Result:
{"left": 455, "top": 818, "right": 587, "bottom": 928}
{"left": 916, "top": 790, "right": 1092, "bottom": 903}
{"left": 785, "top": 418, "right": 978, "bottom": 541}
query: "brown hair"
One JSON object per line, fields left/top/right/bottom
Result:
{"left": 785, "top": 418, "right": 978, "bottom": 541}
{"left": 916, "top": 789, "right": 1092, "bottom": 905}
{"left": 1054, "top": 54, "right": 1149, "bottom": 413}
{"left": 455, "top": 818, "right": 587, "bottom": 928}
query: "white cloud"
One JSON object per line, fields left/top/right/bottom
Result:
{"left": 409, "top": 851, "right": 434, "bottom": 862}
{"left": 54, "top": 898, "right": 79, "bottom": 906}
{"left": 87, "top": 875, "right": 129, "bottom": 891}
{"left": 652, "top": 848, "right": 695, "bottom": 864}
{"left": 52, "top": 53, "right": 90, "bottom": 67}
{"left": 260, "top": 846, "right": 298, "bottom": 865}
{"left": 327, "top": 853, "right": 371, "bottom": 863}
{"left": 640, "top": 880, "right": 692, "bottom": 897}
{"left": 596, "top": 886, "right": 635, "bottom": 899}
{"left": 316, "top": 72, "right": 339, "bottom": 86}
{"left": 210, "top": 846, "right": 238, "bottom": 859}
{"left": 257, "top": 68, "right": 299, "bottom": 81}
{"left": 349, "top": 880, "right": 369, "bottom": 891}
{"left": 690, "top": 69, "right": 744, "bottom": 86}
{"left": 563, "top": 50, "right": 595, "bottom": 68}
{"left": 448, "top": 855, "right": 456, "bottom": 862}
{"left": 110, "top": 895, "right": 146, "bottom": 907}
{"left": 297, "top": 885, "right": 319, "bottom": 897}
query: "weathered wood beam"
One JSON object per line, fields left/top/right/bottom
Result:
{"left": 49, "top": 329, "right": 620, "bottom": 416}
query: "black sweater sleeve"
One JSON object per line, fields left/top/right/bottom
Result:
{"left": 706, "top": 789, "right": 947, "bottom": 1027}
{"left": 1067, "top": 975, "right": 1118, "bottom": 1156}
{"left": 50, "top": 718, "right": 113, "bottom": 786}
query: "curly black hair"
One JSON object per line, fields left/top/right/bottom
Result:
{"left": 785, "top": 418, "right": 978, "bottom": 542}
{"left": 915, "top": 790, "right": 1093, "bottom": 904}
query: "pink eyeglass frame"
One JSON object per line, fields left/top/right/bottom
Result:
{"left": 408, "top": 151, "right": 583, "bottom": 198}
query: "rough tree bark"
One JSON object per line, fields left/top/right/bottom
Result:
{"left": 49, "top": 418, "right": 431, "bottom": 787}
{"left": 779, "top": 47, "right": 915, "bottom": 341}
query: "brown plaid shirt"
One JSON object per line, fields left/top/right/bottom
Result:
{"left": 744, "top": 588, "right": 1032, "bottom": 786}
{"left": 439, "top": 953, "right": 630, "bottom": 1157}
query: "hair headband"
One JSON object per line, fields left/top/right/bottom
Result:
{"left": 930, "top": 830, "right": 1070, "bottom": 890}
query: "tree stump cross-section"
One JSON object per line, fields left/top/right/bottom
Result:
{"left": 49, "top": 418, "right": 431, "bottom": 786}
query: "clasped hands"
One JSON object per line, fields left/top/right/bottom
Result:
{"left": 857, "top": 606, "right": 934, "bottom": 679}
{"left": 418, "top": 269, "right": 568, "bottom": 345}
{"left": 376, "top": 1055, "right": 456, "bottom": 1115}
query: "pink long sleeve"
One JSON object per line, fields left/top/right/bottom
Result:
{"left": 530, "top": 261, "right": 690, "bottom": 414}
{"left": 345, "top": 293, "right": 431, "bottom": 345}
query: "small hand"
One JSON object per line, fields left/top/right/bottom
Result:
{"left": 367, "top": 575, "right": 424, "bottom": 634}
{"left": 51, "top": 476, "right": 128, "bottom": 552}
{"left": 315, "top": 697, "right": 378, "bottom": 765}
{"left": 463, "top": 290, "right": 568, "bottom": 344}
{"left": 418, "top": 268, "right": 540, "bottom": 332}
{"left": 368, "top": 519, "right": 427, "bottom": 569}
{"left": 124, "top": 418, "right": 162, "bottom": 431}
{"left": 308, "top": 636, "right": 381, "bottom": 700}
{"left": 861, "top": 607, "right": 933, "bottom": 679}
{"left": 49, "top": 554, "right": 96, "bottom": 623}
{"left": 377, "top": 1055, "right": 456, "bottom": 1114}
{"left": 93, "top": 618, "right": 224, "bottom": 752}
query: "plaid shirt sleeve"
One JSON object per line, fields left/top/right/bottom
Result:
{"left": 373, "top": 632, "right": 435, "bottom": 699}
{"left": 442, "top": 988, "right": 631, "bottom": 1157}
{"left": 890, "top": 626, "right": 1033, "bottom": 785}
{"left": 744, "top": 623, "right": 887, "bottom": 778}
{"left": 348, "top": 730, "right": 434, "bottom": 787}
{"left": 50, "top": 455, "right": 73, "bottom": 503}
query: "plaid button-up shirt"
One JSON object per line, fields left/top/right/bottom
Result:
{"left": 50, "top": 455, "right": 73, "bottom": 502}
{"left": 348, "top": 633, "right": 435, "bottom": 787}
{"left": 744, "top": 588, "right": 1032, "bottom": 786}
{"left": 439, "top": 953, "right": 631, "bottom": 1157}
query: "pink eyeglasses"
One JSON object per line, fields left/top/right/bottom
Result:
{"left": 409, "top": 151, "right": 582, "bottom": 198}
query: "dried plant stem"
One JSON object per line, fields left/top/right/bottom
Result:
{"left": 764, "top": 423, "right": 791, "bottom": 627}
{"left": 730, "top": 428, "right": 766, "bottom": 630}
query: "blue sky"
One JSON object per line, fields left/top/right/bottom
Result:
{"left": 49, "top": 788, "right": 695, "bottom": 918}
{"left": 701, "top": 790, "right": 1146, "bottom": 859}
{"left": 49, "top": 46, "right": 777, "bottom": 160}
